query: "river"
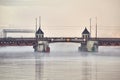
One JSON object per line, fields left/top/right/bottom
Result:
{"left": 0, "top": 43, "right": 120, "bottom": 80}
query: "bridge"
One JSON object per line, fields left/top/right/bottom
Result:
{"left": 0, "top": 37, "right": 120, "bottom": 46}
{"left": 0, "top": 27, "right": 120, "bottom": 52}
{"left": 0, "top": 17, "right": 120, "bottom": 52}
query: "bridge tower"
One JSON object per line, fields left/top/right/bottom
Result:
{"left": 79, "top": 28, "right": 98, "bottom": 52}
{"left": 36, "top": 27, "right": 44, "bottom": 38}
{"left": 34, "top": 27, "right": 50, "bottom": 52}
{"left": 82, "top": 27, "right": 90, "bottom": 40}
{"left": 33, "top": 17, "right": 50, "bottom": 52}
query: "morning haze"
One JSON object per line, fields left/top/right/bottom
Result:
{"left": 0, "top": 0, "right": 120, "bottom": 37}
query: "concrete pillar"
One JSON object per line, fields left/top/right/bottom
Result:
{"left": 87, "top": 41, "right": 98, "bottom": 52}
{"left": 33, "top": 40, "right": 50, "bottom": 52}
{"left": 78, "top": 42, "right": 87, "bottom": 52}
{"left": 79, "top": 40, "right": 98, "bottom": 52}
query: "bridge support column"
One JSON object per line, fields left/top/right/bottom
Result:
{"left": 79, "top": 40, "right": 98, "bottom": 52}
{"left": 33, "top": 41, "right": 50, "bottom": 52}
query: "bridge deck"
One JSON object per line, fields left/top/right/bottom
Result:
{"left": 0, "top": 37, "right": 120, "bottom": 46}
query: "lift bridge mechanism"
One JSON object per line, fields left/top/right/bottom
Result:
{"left": 2, "top": 29, "right": 34, "bottom": 38}
{"left": 0, "top": 17, "right": 120, "bottom": 52}
{"left": 0, "top": 28, "right": 120, "bottom": 52}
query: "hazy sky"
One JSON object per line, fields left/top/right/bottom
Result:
{"left": 0, "top": 0, "right": 120, "bottom": 37}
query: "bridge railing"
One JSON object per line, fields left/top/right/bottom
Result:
{"left": 0, "top": 37, "right": 120, "bottom": 46}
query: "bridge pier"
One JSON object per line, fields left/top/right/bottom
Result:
{"left": 79, "top": 28, "right": 98, "bottom": 52}
{"left": 79, "top": 40, "right": 98, "bottom": 52}
{"left": 33, "top": 23, "right": 50, "bottom": 53}
{"left": 33, "top": 40, "right": 50, "bottom": 52}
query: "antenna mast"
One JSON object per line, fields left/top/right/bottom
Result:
{"left": 35, "top": 18, "right": 37, "bottom": 33}
{"left": 39, "top": 16, "right": 41, "bottom": 29}
{"left": 96, "top": 17, "right": 97, "bottom": 38}
{"left": 90, "top": 18, "right": 91, "bottom": 37}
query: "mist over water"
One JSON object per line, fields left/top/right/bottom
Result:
{"left": 0, "top": 43, "right": 120, "bottom": 80}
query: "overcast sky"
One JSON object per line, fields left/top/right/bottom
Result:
{"left": 0, "top": 0, "right": 120, "bottom": 37}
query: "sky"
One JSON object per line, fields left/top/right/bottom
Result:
{"left": 0, "top": 0, "right": 120, "bottom": 37}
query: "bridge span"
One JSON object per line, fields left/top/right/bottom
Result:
{"left": 0, "top": 37, "right": 120, "bottom": 46}
{"left": 0, "top": 27, "right": 120, "bottom": 52}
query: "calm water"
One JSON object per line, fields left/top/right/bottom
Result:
{"left": 0, "top": 43, "right": 120, "bottom": 80}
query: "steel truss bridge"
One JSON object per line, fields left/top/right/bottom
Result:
{"left": 0, "top": 37, "right": 120, "bottom": 46}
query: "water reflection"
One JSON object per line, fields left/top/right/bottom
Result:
{"left": 35, "top": 53, "right": 42, "bottom": 80}
{"left": 0, "top": 46, "right": 120, "bottom": 80}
